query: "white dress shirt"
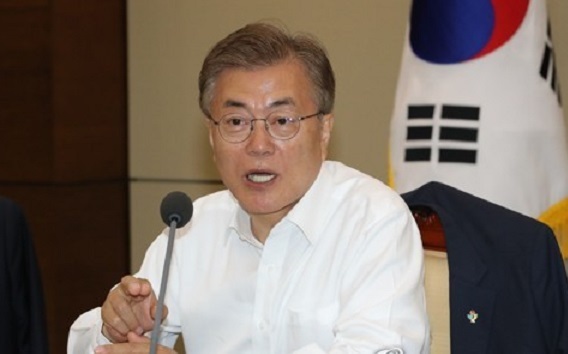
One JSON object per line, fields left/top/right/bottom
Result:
{"left": 68, "top": 161, "right": 430, "bottom": 353}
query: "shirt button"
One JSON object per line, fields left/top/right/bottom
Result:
{"left": 258, "top": 320, "right": 268, "bottom": 331}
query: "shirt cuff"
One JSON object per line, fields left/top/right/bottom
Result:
{"left": 68, "top": 307, "right": 112, "bottom": 353}
{"left": 292, "top": 343, "right": 326, "bottom": 354}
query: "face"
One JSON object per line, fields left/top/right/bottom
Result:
{"left": 207, "top": 59, "right": 333, "bottom": 227}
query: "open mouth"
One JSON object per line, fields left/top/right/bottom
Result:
{"left": 247, "top": 173, "right": 276, "bottom": 183}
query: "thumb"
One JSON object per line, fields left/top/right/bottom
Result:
{"left": 125, "top": 332, "right": 178, "bottom": 354}
{"left": 126, "top": 331, "right": 150, "bottom": 344}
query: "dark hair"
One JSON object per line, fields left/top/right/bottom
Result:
{"left": 198, "top": 22, "right": 335, "bottom": 117}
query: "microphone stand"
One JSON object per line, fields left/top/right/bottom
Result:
{"left": 149, "top": 219, "right": 177, "bottom": 354}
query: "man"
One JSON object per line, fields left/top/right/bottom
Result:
{"left": 0, "top": 197, "right": 48, "bottom": 353}
{"left": 68, "top": 22, "right": 430, "bottom": 353}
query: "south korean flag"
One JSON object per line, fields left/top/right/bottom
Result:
{"left": 389, "top": 0, "right": 568, "bottom": 254}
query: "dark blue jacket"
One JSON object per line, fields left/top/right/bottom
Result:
{"left": 0, "top": 197, "right": 48, "bottom": 353}
{"left": 402, "top": 182, "right": 568, "bottom": 353}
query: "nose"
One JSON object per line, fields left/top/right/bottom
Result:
{"left": 246, "top": 119, "right": 274, "bottom": 155}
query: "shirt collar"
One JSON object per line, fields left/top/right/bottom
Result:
{"left": 227, "top": 194, "right": 264, "bottom": 249}
{"left": 285, "top": 161, "right": 334, "bottom": 245}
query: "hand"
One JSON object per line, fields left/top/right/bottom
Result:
{"left": 101, "top": 275, "right": 168, "bottom": 343}
{"left": 95, "top": 332, "right": 177, "bottom": 353}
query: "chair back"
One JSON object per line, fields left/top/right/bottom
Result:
{"left": 412, "top": 207, "right": 450, "bottom": 354}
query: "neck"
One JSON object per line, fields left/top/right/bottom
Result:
{"left": 250, "top": 211, "right": 287, "bottom": 244}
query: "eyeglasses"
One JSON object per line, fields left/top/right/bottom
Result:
{"left": 208, "top": 111, "right": 322, "bottom": 143}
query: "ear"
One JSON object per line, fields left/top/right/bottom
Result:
{"left": 205, "top": 118, "right": 218, "bottom": 163}
{"left": 208, "top": 127, "right": 215, "bottom": 149}
{"left": 320, "top": 113, "right": 334, "bottom": 159}
{"left": 205, "top": 118, "right": 215, "bottom": 148}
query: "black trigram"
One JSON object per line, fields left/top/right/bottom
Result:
{"left": 404, "top": 104, "right": 480, "bottom": 164}
{"left": 539, "top": 21, "right": 562, "bottom": 106}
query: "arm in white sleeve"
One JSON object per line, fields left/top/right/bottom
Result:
{"left": 334, "top": 208, "right": 429, "bottom": 353}
{"left": 67, "top": 307, "right": 111, "bottom": 354}
{"left": 294, "top": 206, "right": 430, "bottom": 354}
{"left": 67, "top": 232, "right": 182, "bottom": 353}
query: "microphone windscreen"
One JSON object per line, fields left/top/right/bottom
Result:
{"left": 160, "top": 191, "right": 193, "bottom": 228}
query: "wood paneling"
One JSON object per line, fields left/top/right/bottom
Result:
{"left": 0, "top": 8, "right": 53, "bottom": 181}
{"left": 0, "top": 1, "right": 127, "bottom": 183}
{"left": 0, "top": 183, "right": 128, "bottom": 352}
{"left": 52, "top": 0, "right": 127, "bottom": 181}
{"left": 0, "top": 0, "right": 48, "bottom": 8}
{"left": 0, "top": 1, "right": 128, "bottom": 353}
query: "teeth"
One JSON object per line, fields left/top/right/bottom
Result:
{"left": 247, "top": 174, "right": 275, "bottom": 183}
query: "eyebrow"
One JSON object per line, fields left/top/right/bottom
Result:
{"left": 269, "top": 97, "right": 296, "bottom": 109}
{"left": 221, "top": 97, "right": 297, "bottom": 110}
{"left": 223, "top": 100, "right": 246, "bottom": 109}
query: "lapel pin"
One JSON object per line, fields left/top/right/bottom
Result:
{"left": 467, "top": 310, "right": 479, "bottom": 324}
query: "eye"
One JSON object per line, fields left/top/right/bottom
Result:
{"left": 270, "top": 115, "right": 295, "bottom": 126}
{"left": 223, "top": 116, "right": 248, "bottom": 126}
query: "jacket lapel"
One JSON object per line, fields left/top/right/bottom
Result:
{"left": 402, "top": 182, "right": 497, "bottom": 353}
{"left": 438, "top": 201, "right": 495, "bottom": 354}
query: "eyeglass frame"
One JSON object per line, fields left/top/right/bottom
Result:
{"left": 207, "top": 111, "right": 323, "bottom": 143}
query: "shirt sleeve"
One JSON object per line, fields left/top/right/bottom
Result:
{"left": 287, "top": 202, "right": 429, "bottom": 354}
{"left": 330, "top": 204, "right": 430, "bottom": 354}
{"left": 67, "top": 307, "right": 111, "bottom": 354}
{"left": 292, "top": 343, "right": 327, "bottom": 354}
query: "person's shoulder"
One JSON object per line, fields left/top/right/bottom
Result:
{"left": 0, "top": 196, "right": 27, "bottom": 226}
{"left": 323, "top": 161, "right": 406, "bottom": 212}
{"left": 324, "top": 161, "right": 399, "bottom": 198}
{"left": 323, "top": 160, "right": 372, "bottom": 183}
{"left": 0, "top": 196, "right": 22, "bottom": 212}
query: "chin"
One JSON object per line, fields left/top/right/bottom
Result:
{"left": 241, "top": 204, "right": 277, "bottom": 215}
{"left": 239, "top": 200, "right": 287, "bottom": 216}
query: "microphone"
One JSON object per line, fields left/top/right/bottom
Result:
{"left": 150, "top": 191, "right": 193, "bottom": 354}
{"left": 160, "top": 191, "right": 193, "bottom": 228}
